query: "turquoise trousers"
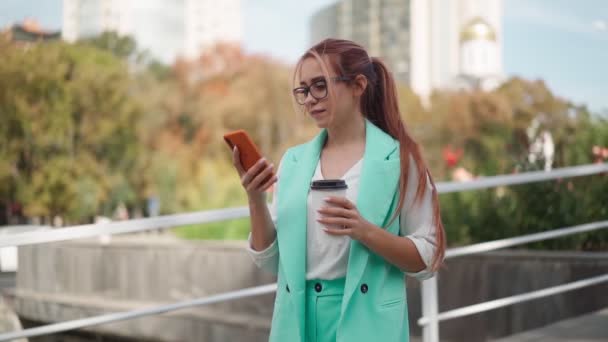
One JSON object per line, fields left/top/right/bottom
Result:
{"left": 305, "top": 277, "right": 346, "bottom": 342}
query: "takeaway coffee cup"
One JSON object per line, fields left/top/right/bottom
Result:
{"left": 310, "top": 179, "right": 348, "bottom": 230}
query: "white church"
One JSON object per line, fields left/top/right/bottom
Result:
{"left": 410, "top": 0, "right": 504, "bottom": 101}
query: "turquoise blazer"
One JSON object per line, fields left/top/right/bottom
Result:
{"left": 270, "top": 119, "right": 409, "bottom": 341}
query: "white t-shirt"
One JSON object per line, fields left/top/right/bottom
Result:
{"left": 247, "top": 154, "right": 437, "bottom": 281}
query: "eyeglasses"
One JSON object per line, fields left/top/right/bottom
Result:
{"left": 292, "top": 76, "right": 351, "bottom": 105}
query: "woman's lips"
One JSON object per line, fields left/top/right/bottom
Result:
{"left": 310, "top": 109, "right": 326, "bottom": 117}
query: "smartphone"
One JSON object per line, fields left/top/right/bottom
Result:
{"left": 223, "top": 130, "right": 264, "bottom": 171}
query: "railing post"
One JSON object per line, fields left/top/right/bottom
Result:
{"left": 421, "top": 275, "right": 439, "bottom": 342}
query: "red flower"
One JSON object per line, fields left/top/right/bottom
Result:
{"left": 443, "top": 146, "right": 464, "bottom": 168}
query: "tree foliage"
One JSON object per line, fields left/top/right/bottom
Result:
{"left": 0, "top": 35, "right": 144, "bottom": 223}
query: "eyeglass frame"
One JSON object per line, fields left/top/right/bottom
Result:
{"left": 292, "top": 76, "right": 352, "bottom": 105}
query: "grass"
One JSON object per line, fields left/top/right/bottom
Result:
{"left": 172, "top": 218, "right": 251, "bottom": 240}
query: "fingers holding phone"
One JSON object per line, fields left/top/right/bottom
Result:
{"left": 225, "top": 130, "right": 277, "bottom": 196}
{"left": 231, "top": 145, "right": 246, "bottom": 175}
{"left": 241, "top": 152, "right": 276, "bottom": 192}
{"left": 233, "top": 147, "right": 277, "bottom": 195}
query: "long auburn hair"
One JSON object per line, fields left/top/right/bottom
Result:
{"left": 294, "top": 38, "right": 446, "bottom": 271}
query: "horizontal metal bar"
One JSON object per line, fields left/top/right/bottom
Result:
{"left": 0, "top": 207, "right": 249, "bottom": 248}
{"left": 446, "top": 221, "right": 608, "bottom": 259}
{"left": 418, "top": 273, "right": 608, "bottom": 326}
{"left": 0, "top": 283, "right": 277, "bottom": 342}
{"left": 435, "top": 162, "right": 608, "bottom": 194}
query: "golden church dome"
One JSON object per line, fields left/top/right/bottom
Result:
{"left": 460, "top": 17, "right": 497, "bottom": 42}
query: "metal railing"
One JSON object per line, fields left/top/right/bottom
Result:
{"left": 416, "top": 163, "right": 608, "bottom": 342}
{"left": 0, "top": 162, "right": 606, "bottom": 342}
{"left": 418, "top": 220, "right": 608, "bottom": 342}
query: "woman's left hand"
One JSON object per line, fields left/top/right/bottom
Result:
{"left": 317, "top": 196, "right": 375, "bottom": 241}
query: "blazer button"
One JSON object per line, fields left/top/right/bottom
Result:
{"left": 286, "top": 285, "right": 290, "bottom": 293}
{"left": 360, "top": 283, "right": 368, "bottom": 294}
{"left": 315, "top": 283, "right": 323, "bottom": 293}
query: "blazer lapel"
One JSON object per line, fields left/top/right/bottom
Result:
{"left": 340, "top": 119, "right": 401, "bottom": 316}
{"left": 275, "top": 129, "right": 326, "bottom": 340}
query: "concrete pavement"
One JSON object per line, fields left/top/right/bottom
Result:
{"left": 492, "top": 307, "right": 608, "bottom": 342}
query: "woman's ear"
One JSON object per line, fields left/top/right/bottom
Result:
{"left": 352, "top": 74, "right": 368, "bottom": 97}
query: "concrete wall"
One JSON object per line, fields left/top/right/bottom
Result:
{"left": 406, "top": 250, "right": 608, "bottom": 341}
{"left": 12, "top": 236, "right": 608, "bottom": 341}
{"left": 14, "top": 236, "right": 276, "bottom": 342}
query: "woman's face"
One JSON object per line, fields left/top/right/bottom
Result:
{"left": 296, "top": 57, "right": 357, "bottom": 129}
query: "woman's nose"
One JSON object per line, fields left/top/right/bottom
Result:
{"left": 304, "top": 92, "right": 317, "bottom": 106}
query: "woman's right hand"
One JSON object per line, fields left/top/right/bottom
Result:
{"left": 232, "top": 146, "right": 277, "bottom": 200}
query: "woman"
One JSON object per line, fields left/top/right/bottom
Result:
{"left": 231, "top": 38, "right": 446, "bottom": 342}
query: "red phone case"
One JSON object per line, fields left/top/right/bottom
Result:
{"left": 223, "top": 130, "right": 263, "bottom": 171}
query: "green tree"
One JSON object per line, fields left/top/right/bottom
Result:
{"left": 79, "top": 31, "right": 137, "bottom": 60}
{"left": 0, "top": 38, "right": 144, "bottom": 224}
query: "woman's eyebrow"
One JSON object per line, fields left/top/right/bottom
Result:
{"left": 300, "top": 75, "right": 325, "bottom": 86}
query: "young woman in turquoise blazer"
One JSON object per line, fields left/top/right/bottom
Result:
{"left": 231, "top": 38, "right": 446, "bottom": 342}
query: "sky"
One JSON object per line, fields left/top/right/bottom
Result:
{"left": 1, "top": 0, "right": 607, "bottom": 113}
